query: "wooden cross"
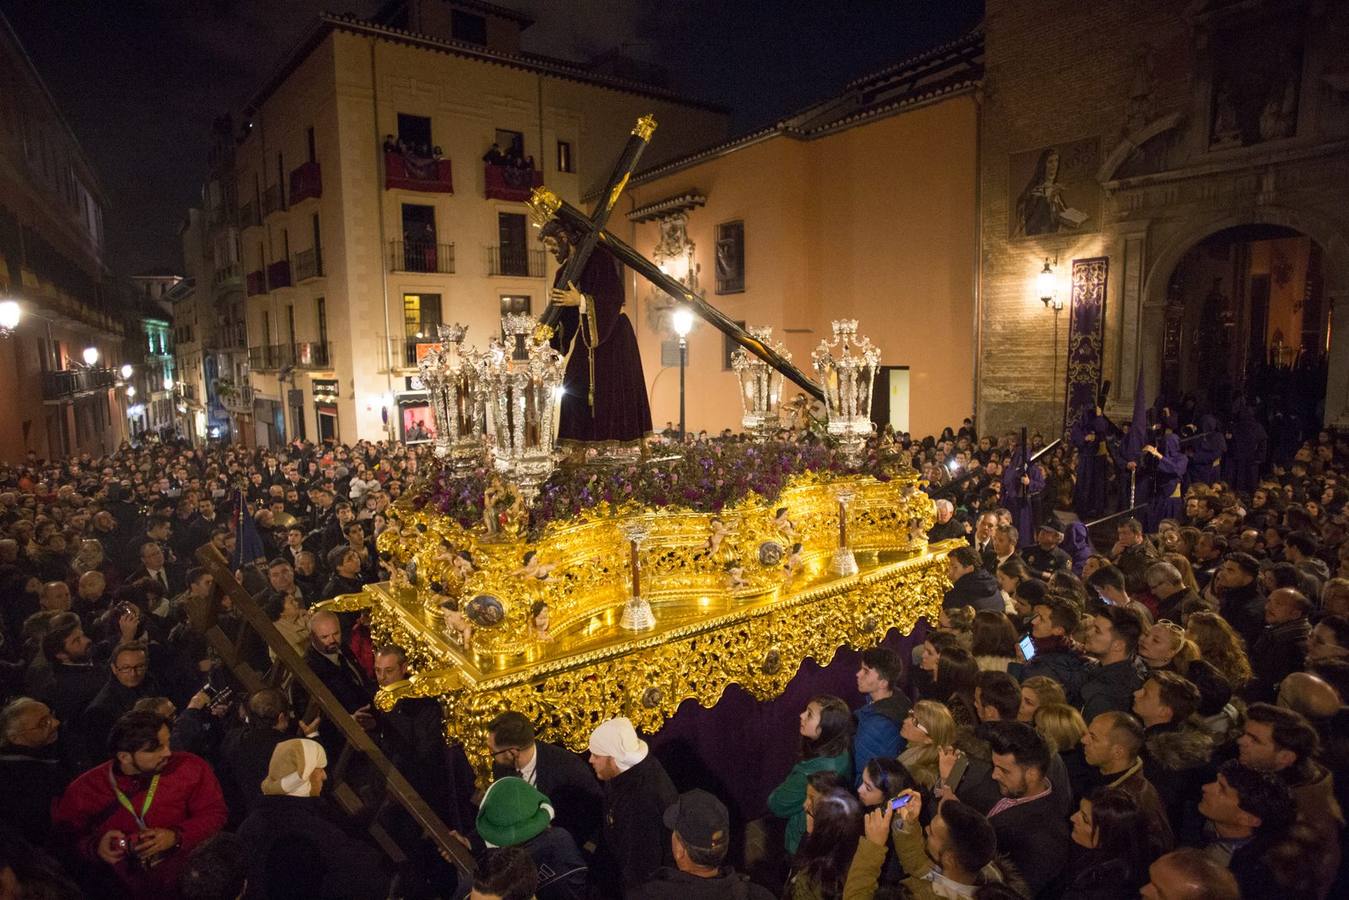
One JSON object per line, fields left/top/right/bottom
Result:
{"left": 528, "top": 117, "right": 823, "bottom": 401}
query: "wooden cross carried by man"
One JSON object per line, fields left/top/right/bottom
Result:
{"left": 529, "top": 114, "right": 822, "bottom": 444}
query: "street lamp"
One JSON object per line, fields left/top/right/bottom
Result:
{"left": 126, "top": 385, "right": 136, "bottom": 398}
{"left": 1037, "top": 258, "right": 1061, "bottom": 310}
{"left": 82, "top": 346, "right": 99, "bottom": 366}
{"left": 0, "top": 300, "right": 20, "bottom": 338}
{"left": 671, "top": 306, "right": 694, "bottom": 442}
{"left": 120, "top": 363, "right": 133, "bottom": 379}
{"left": 163, "top": 375, "right": 174, "bottom": 391}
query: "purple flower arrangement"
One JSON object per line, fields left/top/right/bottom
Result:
{"left": 409, "top": 437, "right": 900, "bottom": 536}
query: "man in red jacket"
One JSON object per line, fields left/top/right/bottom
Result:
{"left": 53, "top": 709, "right": 227, "bottom": 898}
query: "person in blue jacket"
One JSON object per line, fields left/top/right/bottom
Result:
{"left": 852, "top": 647, "right": 910, "bottom": 785}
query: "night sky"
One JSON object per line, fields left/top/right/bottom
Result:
{"left": 0, "top": 0, "right": 982, "bottom": 275}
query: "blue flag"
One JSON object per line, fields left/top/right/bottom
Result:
{"left": 1123, "top": 367, "right": 1148, "bottom": 462}
{"left": 232, "top": 489, "right": 266, "bottom": 569}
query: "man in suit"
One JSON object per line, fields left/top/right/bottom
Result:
{"left": 488, "top": 709, "right": 603, "bottom": 848}
{"left": 125, "top": 540, "right": 184, "bottom": 597}
{"left": 970, "top": 511, "right": 1000, "bottom": 572}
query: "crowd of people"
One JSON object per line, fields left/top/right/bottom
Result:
{"left": 0, "top": 396, "right": 1344, "bottom": 899}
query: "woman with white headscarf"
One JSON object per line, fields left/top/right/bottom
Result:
{"left": 235, "top": 739, "right": 389, "bottom": 899}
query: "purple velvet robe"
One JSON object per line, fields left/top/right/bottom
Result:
{"left": 1002, "top": 450, "right": 1045, "bottom": 547}
{"left": 554, "top": 246, "right": 652, "bottom": 442}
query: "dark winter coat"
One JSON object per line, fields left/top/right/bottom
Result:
{"left": 596, "top": 753, "right": 678, "bottom": 894}
{"left": 943, "top": 568, "right": 1003, "bottom": 613}
{"left": 236, "top": 794, "right": 389, "bottom": 900}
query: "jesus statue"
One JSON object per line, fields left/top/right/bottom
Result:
{"left": 540, "top": 218, "right": 652, "bottom": 443}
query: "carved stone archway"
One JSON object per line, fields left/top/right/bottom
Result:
{"left": 1133, "top": 204, "right": 1349, "bottom": 423}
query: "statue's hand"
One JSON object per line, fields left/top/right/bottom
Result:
{"left": 550, "top": 281, "right": 586, "bottom": 312}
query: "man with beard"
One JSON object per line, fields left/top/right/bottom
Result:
{"left": 54, "top": 710, "right": 226, "bottom": 898}
{"left": 39, "top": 614, "right": 102, "bottom": 767}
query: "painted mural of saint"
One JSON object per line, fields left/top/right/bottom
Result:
{"left": 1016, "top": 148, "right": 1068, "bottom": 237}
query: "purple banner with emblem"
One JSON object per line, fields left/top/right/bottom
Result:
{"left": 1062, "top": 257, "right": 1109, "bottom": 434}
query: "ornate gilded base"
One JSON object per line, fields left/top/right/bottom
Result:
{"left": 619, "top": 595, "right": 657, "bottom": 631}
{"left": 324, "top": 539, "right": 961, "bottom": 782}
{"left": 830, "top": 547, "right": 859, "bottom": 577}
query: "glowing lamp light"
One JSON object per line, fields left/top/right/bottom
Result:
{"left": 1037, "top": 258, "right": 1061, "bottom": 310}
{"left": 120, "top": 363, "right": 133, "bottom": 379}
{"left": 671, "top": 306, "right": 694, "bottom": 339}
{"left": 0, "top": 300, "right": 20, "bottom": 335}
{"left": 163, "top": 376, "right": 174, "bottom": 390}
{"left": 126, "top": 385, "right": 137, "bottom": 398}
{"left": 82, "top": 346, "right": 99, "bottom": 366}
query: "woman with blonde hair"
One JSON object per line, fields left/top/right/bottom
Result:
{"left": 1138, "top": 619, "right": 1201, "bottom": 675}
{"left": 1035, "top": 701, "right": 1095, "bottom": 799}
{"left": 897, "top": 700, "right": 955, "bottom": 788}
{"left": 1018, "top": 675, "right": 1068, "bottom": 722}
{"left": 1033, "top": 702, "right": 1087, "bottom": 753}
{"left": 1186, "top": 611, "right": 1253, "bottom": 689}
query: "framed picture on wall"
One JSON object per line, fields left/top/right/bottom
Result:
{"left": 400, "top": 403, "right": 435, "bottom": 444}
{"left": 1007, "top": 138, "right": 1100, "bottom": 239}
{"left": 715, "top": 221, "right": 745, "bottom": 294}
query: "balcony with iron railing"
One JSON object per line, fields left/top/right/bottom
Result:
{"left": 266, "top": 259, "right": 292, "bottom": 290}
{"left": 389, "top": 240, "right": 455, "bottom": 274}
{"left": 487, "top": 246, "right": 545, "bottom": 278}
{"left": 248, "top": 342, "right": 332, "bottom": 371}
{"left": 293, "top": 247, "right": 323, "bottom": 282}
{"left": 262, "top": 183, "right": 285, "bottom": 216}
{"left": 289, "top": 161, "right": 322, "bottom": 204}
{"left": 40, "top": 367, "right": 116, "bottom": 401}
{"left": 245, "top": 269, "right": 266, "bottom": 296}
{"left": 219, "top": 382, "right": 254, "bottom": 412}
{"left": 384, "top": 151, "right": 453, "bottom": 193}
{"left": 484, "top": 164, "right": 542, "bottom": 201}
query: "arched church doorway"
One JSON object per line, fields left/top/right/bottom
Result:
{"left": 1159, "top": 224, "right": 1328, "bottom": 424}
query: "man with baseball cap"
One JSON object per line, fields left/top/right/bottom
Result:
{"left": 629, "top": 789, "right": 773, "bottom": 899}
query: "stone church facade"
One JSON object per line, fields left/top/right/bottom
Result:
{"left": 977, "top": 0, "right": 1349, "bottom": 435}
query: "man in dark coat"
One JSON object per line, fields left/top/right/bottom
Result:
{"left": 0, "top": 697, "right": 68, "bottom": 845}
{"left": 981, "top": 721, "right": 1071, "bottom": 896}
{"left": 1110, "top": 518, "right": 1159, "bottom": 597}
{"left": 1134, "top": 671, "right": 1214, "bottom": 843}
{"left": 300, "top": 610, "right": 375, "bottom": 756}
{"left": 629, "top": 790, "right": 774, "bottom": 900}
{"left": 927, "top": 499, "right": 966, "bottom": 542}
{"left": 1079, "top": 606, "right": 1147, "bottom": 721}
{"left": 489, "top": 711, "right": 603, "bottom": 849}
{"left": 542, "top": 220, "right": 652, "bottom": 443}
{"left": 1013, "top": 599, "right": 1091, "bottom": 705}
{"left": 1245, "top": 588, "right": 1311, "bottom": 704}
{"left": 1020, "top": 521, "right": 1071, "bottom": 582}
{"left": 372, "top": 647, "right": 468, "bottom": 828}
{"left": 81, "top": 641, "right": 161, "bottom": 767}
{"left": 1147, "top": 561, "right": 1207, "bottom": 624}
{"left": 217, "top": 688, "right": 295, "bottom": 817}
{"left": 37, "top": 615, "right": 102, "bottom": 767}
{"left": 1213, "top": 552, "right": 1266, "bottom": 650}
{"left": 943, "top": 546, "right": 1003, "bottom": 613}
{"left": 587, "top": 717, "right": 677, "bottom": 895}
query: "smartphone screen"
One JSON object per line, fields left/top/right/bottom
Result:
{"left": 888, "top": 794, "right": 913, "bottom": 811}
{"left": 1019, "top": 634, "right": 1037, "bottom": 661}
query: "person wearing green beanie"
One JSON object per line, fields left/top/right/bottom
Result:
{"left": 474, "top": 776, "right": 588, "bottom": 898}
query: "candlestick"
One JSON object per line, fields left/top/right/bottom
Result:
{"left": 831, "top": 488, "right": 858, "bottom": 577}
{"left": 619, "top": 520, "right": 656, "bottom": 631}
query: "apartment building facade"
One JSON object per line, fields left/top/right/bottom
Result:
{"left": 232, "top": 1, "right": 728, "bottom": 446}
